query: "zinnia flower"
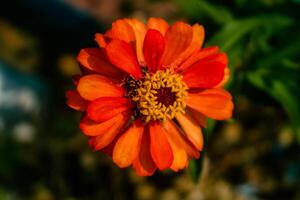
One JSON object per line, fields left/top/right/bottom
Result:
{"left": 66, "top": 18, "right": 233, "bottom": 176}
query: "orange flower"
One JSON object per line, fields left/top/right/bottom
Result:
{"left": 66, "top": 18, "right": 233, "bottom": 176}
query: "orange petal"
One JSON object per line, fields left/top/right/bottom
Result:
{"left": 143, "top": 29, "right": 165, "bottom": 72}
{"left": 215, "top": 67, "right": 230, "bottom": 88}
{"left": 94, "top": 33, "right": 110, "bottom": 48}
{"left": 182, "top": 60, "right": 225, "bottom": 88}
{"left": 133, "top": 126, "right": 157, "bottom": 176}
{"left": 113, "top": 120, "right": 144, "bottom": 168}
{"left": 210, "top": 53, "right": 228, "bottom": 65}
{"left": 125, "top": 19, "right": 148, "bottom": 65}
{"left": 99, "top": 138, "right": 116, "bottom": 157}
{"left": 175, "top": 113, "right": 204, "bottom": 150}
{"left": 187, "top": 108, "right": 207, "bottom": 128}
{"left": 187, "top": 88, "right": 234, "bottom": 120}
{"left": 105, "top": 29, "right": 112, "bottom": 37}
{"left": 77, "top": 48, "right": 124, "bottom": 79}
{"left": 163, "top": 120, "right": 200, "bottom": 159}
{"left": 88, "top": 114, "right": 129, "bottom": 150}
{"left": 160, "top": 21, "right": 193, "bottom": 67}
{"left": 80, "top": 113, "right": 127, "bottom": 136}
{"left": 173, "top": 24, "right": 205, "bottom": 67}
{"left": 147, "top": 17, "right": 169, "bottom": 35}
{"left": 177, "top": 46, "right": 219, "bottom": 72}
{"left": 111, "top": 19, "right": 135, "bottom": 43}
{"left": 87, "top": 97, "right": 132, "bottom": 122}
{"left": 161, "top": 121, "right": 188, "bottom": 171}
{"left": 66, "top": 90, "right": 88, "bottom": 111}
{"left": 77, "top": 74, "right": 124, "bottom": 101}
{"left": 149, "top": 122, "right": 173, "bottom": 170}
{"left": 106, "top": 39, "right": 143, "bottom": 79}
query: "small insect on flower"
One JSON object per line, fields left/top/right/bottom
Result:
{"left": 66, "top": 18, "right": 234, "bottom": 176}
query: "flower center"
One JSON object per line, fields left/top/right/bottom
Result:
{"left": 129, "top": 69, "right": 187, "bottom": 123}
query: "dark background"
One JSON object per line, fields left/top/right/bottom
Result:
{"left": 0, "top": 0, "right": 300, "bottom": 199}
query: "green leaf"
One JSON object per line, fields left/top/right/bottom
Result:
{"left": 247, "top": 68, "right": 300, "bottom": 141}
{"left": 256, "top": 37, "right": 300, "bottom": 69}
{"left": 188, "top": 118, "right": 218, "bottom": 183}
{"left": 175, "top": 0, "right": 234, "bottom": 24}
{"left": 189, "top": 153, "right": 205, "bottom": 183}
{"left": 246, "top": 32, "right": 300, "bottom": 140}
{"left": 208, "top": 15, "right": 293, "bottom": 52}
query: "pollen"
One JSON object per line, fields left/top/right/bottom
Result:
{"left": 132, "top": 69, "right": 188, "bottom": 123}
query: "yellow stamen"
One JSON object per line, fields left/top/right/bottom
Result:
{"left": 133, "top": 69, "right": 188, "bottom": 123}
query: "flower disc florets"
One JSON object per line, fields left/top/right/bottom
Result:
{"left": 130, "top": 69, "right": 188, "bottom": 122}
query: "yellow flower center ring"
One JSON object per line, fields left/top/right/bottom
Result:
{"left": 130, "top": 69, "right": 188, "bottom": 122}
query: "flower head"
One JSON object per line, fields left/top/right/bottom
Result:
{"left": 66, "top": 18, "right": 233, "bottom": 176}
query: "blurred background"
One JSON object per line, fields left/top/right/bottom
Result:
{"left": 0, "top": 0, "right": 300, "bottom": 199}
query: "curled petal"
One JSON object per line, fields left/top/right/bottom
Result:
{"left": 143, "top": 29, "right": 165, "bottom": 72}
{"left": 66, "top": 90, "right": 88, "bottom": 111}
{"left": 111, "top": 19, "right": 135, "bottom": 43}
{"left": 88, "top": 114, "right": 129, "bottom": 151}
{"left": 177, "top": 46, "right": 219, "bottom": 73}
{"left": 186, "top": 108, "right": 207, "bottom": 128}
{"left": 94, "top": 33, "right": 111, "bottom": 48}
{"left": 160, "top": 21, "right": 193, "bottom": 67}
{"left": 106, "top": 39, "right": 143, "bottom": 79}
{"left": 162, "top": 121, "right": 188, "bottom": 171}
{"left": 182, "top": 60, "right": 225, "bottom": 88}
{"left": 207, "top": 52, "right": 228, "bottom": 65}
{"left": 80, "top": 113, "right": 127, "bottom": 137}
{"left": 163, "top": 120, "right": 200, "bottom": 159}
{"left": 125, "top": 18, "right": 148, "bottom": 65}
{"left": 98, "top": 130, "right": 121, "bottom": 157}
{"left": 77, "top": 74, "right": 124, "bottom": 101}
{"left": 149, "top": 122, "right": 173, "bottom": 170}
{"left": 87, "top": 97, "right": 132, "bottom": 122}
{"left": 215, "top": 67, "right": 230, "bottom": 88}
{"left": 173, "top": 24, "right": 205, "bottom": 67}
{"left": 187, "top": 88, "right": 234, "bottom": 120}
{"left": 113, "top": 120, "right": 144, "bottom": 168}
{"left": 77, "top": 48, "right": 123, "bottom": 79}
{"left": 175, "top": 113, "right": 204, "bottom": 151}
{"left": 147, "top": 17, "right": 169, "bottom": 35}
{"left": 133, "top": 126, "right": 157, "bottom": 176}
